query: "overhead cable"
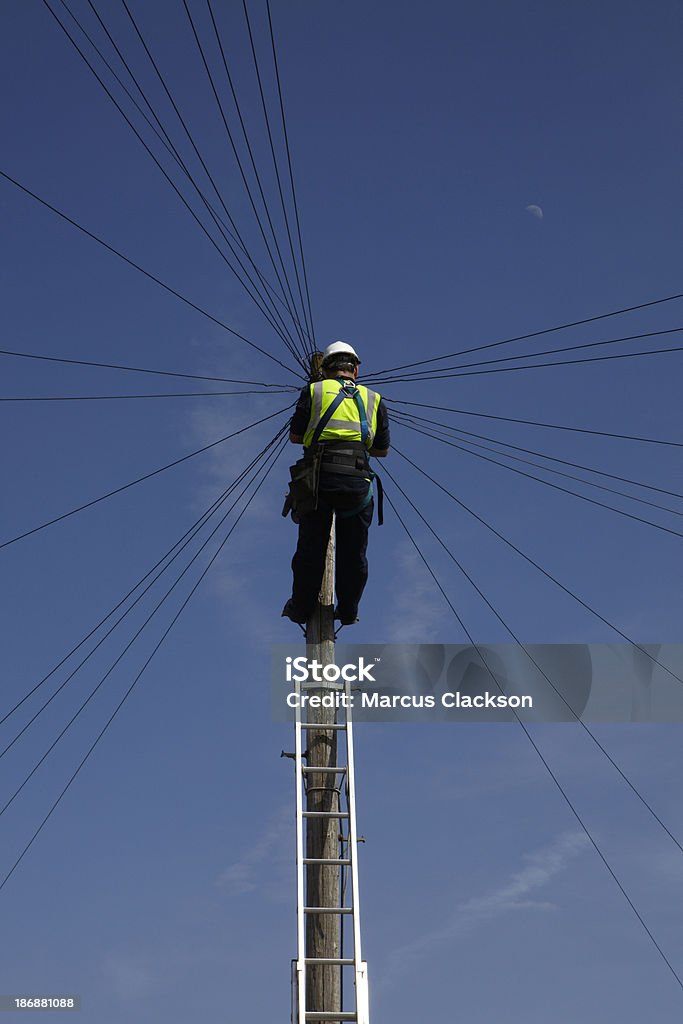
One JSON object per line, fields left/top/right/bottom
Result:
{"left": 383, "top": 461, "right": 683, "bottom": 857}
{"left": 383, "top": 479, "right": 683, "bottom": 995}
{"left": 0, "top": 402, "right": 293, "bottom": 552}
{"left": 0, "top": 429, "right": 287, "bottom": 771}
{"left": 0, "top": 389, "right": 295, "bottom": 402}
{"left": 391, "top": 413, "right": 683, "bottom": 519}
{"left": 0, "top": 168, "right": 301, "bottom": 379}
{"left": 44, "top": 0, "right": 304, "bottom": 363}
{"left": 367, "top": 327, "right": 683, "bottom": 383}
{"left": 0, "top": 435, "right": 287, "bottom": 892}
{"left": 0, "top": 420, "right": 291, "bottom": 730}
{"left": 265, "top": 0, "right": 316, "bottom": 347}
{"left": 205, "top": 0, "right": 314, "bottom": 355}
{"left": 0, "top": 347, "right": 291, "bottom": 387}
{"left": 391, "top": 444, "right": 683, "bottom": 687}
{"left": 72, "top": 0, "right": 305, "bottom": 359}
{"left": 240, "top": 0, "right": 313, "bottom": 352}
{"left": 115, "top": 0, "right": 307, "bottom": 362}
{"left": 116, "top": 0, "right": 308, "bottom": 364}
{"left": 184, "top": 0, "right": 311, "bottom": 356}
{"left": 392, "top": 418, "right": 683, "bottom": 541}
{"left": 370, "top": 342, "right": 683, "bottom": 384}
{"left": 388, "top": 407, "right": 683, "bottom": 502}
{"left": 368, "top": 291, "right": 683, "bottom": 377}
{"left": 386, "top": 398, "right": 683, "bottom": 448}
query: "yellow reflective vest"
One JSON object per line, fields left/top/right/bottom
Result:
{"left": 302, "top": 378, "right": 381, "bottom": 449}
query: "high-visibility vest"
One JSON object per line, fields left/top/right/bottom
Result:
{"left": 303, "top": 378, "right": 381, "bottom": 449}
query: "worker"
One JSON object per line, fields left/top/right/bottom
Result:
{"left": 282, "top": 341, "right": 390, "bottom": 627}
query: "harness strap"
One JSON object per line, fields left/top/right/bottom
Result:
{"left": 321, "top": 463, "right": 369, "bottom": 476}
{"left": 336, "top": 485, "right": 374, "bottom": 519}
{"left": 321, "top": 448, "right": 370, "bottom": 472}
{"left": 353, "top": 389, "right": 369, "bottom": 445}
{"left": 309, "top": 388, "right": 347, "bottom": 446}
{"left": 334, "top": 471, "right": 384, "bottom": 525}
{"left": 373, "top": 470, "right": 384, "bottom": 525}
{"left": 321, "top": 443, "right": 368, "bottom": 455}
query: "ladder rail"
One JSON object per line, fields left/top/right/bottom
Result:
{"left": 294, "top": 672, "right": 307, "bottom": 1024}
{"left": 344, "top": 677, "right": 369, "bottom": 1023}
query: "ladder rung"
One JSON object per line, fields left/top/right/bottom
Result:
{"left": 300, "top": 722, "right": 347, "bottom": 730}
{"left": 302, "top": 766, "right": 347, "bottom": 773}
{"left": 305, "top": 958, "right": 354, "bottom": 965}
{"left": 300, "top": 682, "right": 344, "bottom": 690}
{"left": 303, "top": 858, "right": 351, "bottom": 866}
{"left": 303, "top": 811, "right": 349, "bottom": 818}
{"left": 305, "top": 1014, "right": 357, "bottom": 1021}
{"left": 304, "top": 907, "right": 353, "bottom": 914}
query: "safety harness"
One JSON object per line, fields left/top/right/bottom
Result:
{"left": 282, "top": 380, "right": 384, "bottom": 524}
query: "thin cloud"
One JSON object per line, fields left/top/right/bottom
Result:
{"left": 384, "top": 544, "right": 451, "bottom": 642}
{"left": 101, "top": 954, "right": 156, "bottom": 1000}
{"left": 217, "top": 805, "right": 292, "bottom": 900}
{"left": 459, "top": 830, "right": 588, "bottom": 917}
{"left": 379, "top": 830, "right": 589, "bottom": 989}
{"left": 182, "top": 381, "right": 294, "bottom": 642}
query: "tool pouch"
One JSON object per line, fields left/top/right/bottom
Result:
{"left": 281, "top": 444, "right": 323, "bottom": 522}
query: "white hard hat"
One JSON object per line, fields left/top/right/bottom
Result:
{"left": 321, "top": 341, "right": 360, "bottom": 365}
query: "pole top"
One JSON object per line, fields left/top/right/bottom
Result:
{"left": 310, "top": 352, "right": 324, "bottom": 381}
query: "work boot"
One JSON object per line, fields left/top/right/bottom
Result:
{"left": 334, "top": 606, "right": 359, "bottom": 626}
{"left": 281, "top": 599, "right": 308, "bottom": 625}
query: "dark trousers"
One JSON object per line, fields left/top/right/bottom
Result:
{"left": 291, "top": 494, "right": 374, "bottom": 619}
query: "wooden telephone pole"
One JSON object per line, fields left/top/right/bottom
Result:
{"left": 304, "top": 525, "right": 342, "bottom": 1019}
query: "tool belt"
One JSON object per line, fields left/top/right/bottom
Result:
{"left": 282, "top": 441, "right": 384, "bottom": 525}
{"left": 281, "top": 444, "right": 323, "bottom": 522}
{"left": 319, "top": 441, "right": 371, "bottom": 477}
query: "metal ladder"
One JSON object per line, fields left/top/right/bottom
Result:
{"left": 291, "top": 673, "right": 370, "bottom": 1024}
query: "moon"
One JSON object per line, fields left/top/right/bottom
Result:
{"left": 526, "top": 203, "right": 544, "bottom": 220}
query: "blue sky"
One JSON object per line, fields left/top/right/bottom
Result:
{"left": 1, "top": 0, "right": 682, "bottom": 1020}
